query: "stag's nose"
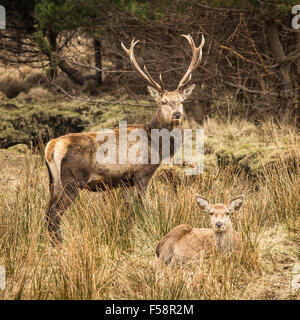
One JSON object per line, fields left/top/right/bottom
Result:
{"left": 172, "top": 111, "right": 182, "bottom": 119}
{"left": 216, "top": 222, "right": 223, "bottom": 228}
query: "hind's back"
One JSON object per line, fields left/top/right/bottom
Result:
{"left": 157, "top": 225, "right": 215, "bottom": 265}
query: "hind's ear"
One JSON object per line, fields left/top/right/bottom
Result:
{"left": 229, "top": 194, "right": 244, "bottom": 212}
{"left": 195, "top": 194, "right": 211, "bottom": 212}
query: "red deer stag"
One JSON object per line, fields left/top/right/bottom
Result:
{"left": 45, "top": 34, "right": 205, "bottom": 244}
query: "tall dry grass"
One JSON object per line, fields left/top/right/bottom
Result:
{"left": 0, "top": 118, "right": 299, "bottom": 300}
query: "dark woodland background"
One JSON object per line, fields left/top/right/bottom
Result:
{"left": 0, "top": 0, "right": 299, "bottom": 148}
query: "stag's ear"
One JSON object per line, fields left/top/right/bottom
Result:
{"left": 195, "top": 194, "right": 211, "bottom": 212}
{"left": 229, "top": 194, "right": 244, "bottom": 212}
{"left": 147, "top": 86, "right": 160, "bottom": 101}
{"left": 181, "top": 84, "right": 196, "bottom": 100}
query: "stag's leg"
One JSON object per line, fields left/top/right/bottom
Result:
{"left": 45, "top": 161, "right": 64, "bottom": 245}
{"left": 135, "top": 176, "right": 151, "bottom": 198}
{"left": 45, "top": 157, "right": 89, "bottom": 245}
{"left": 46, "top": 184, "right": 79, "bottom": 245}
{"left": 134, "top": 165, "right": 159, "bottom": 199}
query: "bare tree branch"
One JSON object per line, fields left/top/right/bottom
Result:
{"left": 52, "top": 82, "right": 156, "bottom": 108}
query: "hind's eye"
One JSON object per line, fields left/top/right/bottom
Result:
{"left": 209, "top": 211, "right": 214, "bottom": 216}
{"left": 226, "top": 211, "right": 230, "bottom": 215}
{"left": 161, "top": 101, "right": 167, "bottom": 105}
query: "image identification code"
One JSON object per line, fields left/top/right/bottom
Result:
{"left": 105, "top": 304, "right": 193, "bottom": 317}
{"left": 149, "top": 304, "right": 193, "bottom": 315}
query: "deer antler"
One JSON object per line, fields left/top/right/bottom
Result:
{"left": 177, "top": 34, "right": 205, "bottom": 91}
{"left": 121, "top": 39, "right": 164, "bottom": 92}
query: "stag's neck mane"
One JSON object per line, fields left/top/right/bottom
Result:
{"left": 144, "top": 110, "right": 184, "bottom": 161}
{"left": 146, "top": 111, "right": 163, "bottom": 131}
{"left": 145, "top": 110, "right": 183, "bottom": 132}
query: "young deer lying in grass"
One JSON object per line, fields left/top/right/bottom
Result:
{"left": 156, "top": 194, "right": 244, "bottom": 265}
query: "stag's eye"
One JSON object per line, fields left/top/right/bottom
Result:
{"left": 209, "top": 211, "right": 214, "bottom": 216}
{"left": 161, "top": 101, "right": 167, "bottom": 105}
{"left": 226, "top": 211, "right": 230, "bottom": 215}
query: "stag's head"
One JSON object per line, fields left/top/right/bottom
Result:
{"left": 195, "top": 194, "right": 244, "bottom": 233}
{"left": 121, "top": 35, "right": 205, "bottom": 129}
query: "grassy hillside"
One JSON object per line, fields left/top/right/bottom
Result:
{"left": 0, "top": 90, "right": 154, "bottom": 148}
{"left": 0, "top": 116, "right": 299, "bottom": 300}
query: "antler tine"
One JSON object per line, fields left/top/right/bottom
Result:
{"left": 195, "top": 35, "right": 205, "bottom": 68}
{"left": 184, "top": 34, "right": 195, "bottom": 48}
{"left": 121, "top": 39, "right": 138, "bottom": 55}
{"left": 200, "top": 34, "right": 205, "bottom": 48}
{"left": 121, "top": 39, "right": 163, "bottom": 92}
{"left": 143, "top": 65, "right": 163, "bottom": 92}
{"left": 177, "top": 34, "right": 205, "bottom": 91}
{"left": 159, "top": 73, "right": 164, "bottom": 91}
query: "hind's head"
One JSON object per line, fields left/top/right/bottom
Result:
{"left": 195, "top": 194, "right": 244, "bottom": 233}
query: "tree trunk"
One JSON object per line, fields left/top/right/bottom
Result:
{"left": 57, "top": 59, "right": 85, "bottom": 85}
{"left": 265, "top": 20, "right": 295, "bottom": 111}
{"left": 93, "top": 35, "right": 102, "bottom": 85}
{"left": 47, "top": 29, "right": 58, "bottom": 79}
{"left": 34, "top": 30, "right": 84, "bottom": 85}
{"left": 114, "top": 53, "right": 123, "bottom": 77}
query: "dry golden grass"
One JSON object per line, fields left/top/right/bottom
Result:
{"left": 0, "top": 64, "right": 81, "bottom": 99}
{"left": 0, "top": 118, "right": 299, "bottom": 300}
{"left": 0, "top": 66, "right": 46, "bottom": 99}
